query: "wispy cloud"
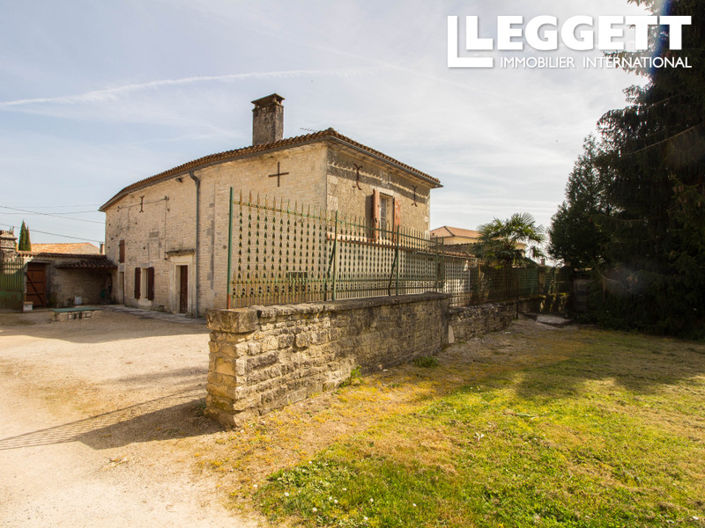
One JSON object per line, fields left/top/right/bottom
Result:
{"left": 0, "top": 68, "right": 375, "bottom": 108}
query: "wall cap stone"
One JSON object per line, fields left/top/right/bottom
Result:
{"left": 207, "top": 308, "right": 259, "bottom": 333}
{"left": 250, "top": 292, "right": 449, "bottom": 320}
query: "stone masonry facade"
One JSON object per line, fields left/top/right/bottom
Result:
{"left": 206, "top": 293, "right": 521, "bottom": 427}
{"left": 102, "top": 135, "right": 438, "bottom": 317}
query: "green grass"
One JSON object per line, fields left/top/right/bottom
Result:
{"left": 255, "top": 328, "right": 705, "bottom": 527}
{"left": 412, "top": 356, "right": 440, "bottom": 369}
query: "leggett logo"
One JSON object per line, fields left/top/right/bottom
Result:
{"left": 448, "top": 15, "right": 692, "bottom": 69}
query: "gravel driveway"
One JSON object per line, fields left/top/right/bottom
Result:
{"left": 0, "top": 309, "right": 255, "bottom": 528}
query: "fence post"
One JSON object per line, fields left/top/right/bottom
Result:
{"left": 435, "top": 237, "right": 441, "bottom": 292}
{"left": 226, "top": 187, "right": 233, "bottom": 309}
{"left": 332, "top": 211, "right": 338, "bottom": 301}
{"left": 395, "top": 225, "right": 400, "bottom": 296}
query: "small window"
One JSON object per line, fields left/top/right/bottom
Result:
{"left": 146, "top": 267, "right": 155, "bottom": 301}
{"left": 134, "top": 267, "right": 141, "bottom": 299}
{"left": 118, "top": 240, "right": 125, "bottom": 263}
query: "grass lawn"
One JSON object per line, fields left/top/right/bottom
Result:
{"left": 247, "top": 322, "right": 705, "bottom": 528}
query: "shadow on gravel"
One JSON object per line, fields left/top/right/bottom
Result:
{"left": 0, "top": 386, "right": 222, "bottom": 450}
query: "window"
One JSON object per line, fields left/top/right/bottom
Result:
{"left": 134, "top": 267, "right": 141, "bottom": 299}
{"left": 118, "top": 240, "right": 125, "bottom": 263}
{"left": 380, "top": 195, "right": 392, "bottom": 231}
{"left": 146, "top": 267, "right": 155, "bottom": 301}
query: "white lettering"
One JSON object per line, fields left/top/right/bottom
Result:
{"left": 598, "top": 16, "right": 625, "bottom": 51}
{"left": 561, "top": 16, "right": 594, "bottom": 51}
{"left": 497, "top": 16, "right": 524, "bottom": 51}
{"left": 660, "top": 16, "right": 691, "bottom": 50}
{"left": 447, "top": 16, "right": 493, "bottom": 68}
{"left": 525, "top": 15, "right": 558, "bottom": 51}
{"left": 625, "top": 15, "right": 658, "bottom": 51}
{"left": 465, "top": 15, "right": 493, "bottom": 50}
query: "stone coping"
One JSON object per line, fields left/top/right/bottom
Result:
{"left": 207, "top": 292, "right": 450, "bottom": 334}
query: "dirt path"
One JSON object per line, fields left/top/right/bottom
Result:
{"left": 0, "top": 310, "right": 256, "bottom": 528}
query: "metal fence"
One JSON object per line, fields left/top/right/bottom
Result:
{"left": 226, "top": 190, "right": 568, "bottom": 308}
{"left": 0, "top": 255, "right": 25, "bottom": 310}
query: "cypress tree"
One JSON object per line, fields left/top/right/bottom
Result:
{"left": 18, "top": 221, "right": 31, "bottom": 251}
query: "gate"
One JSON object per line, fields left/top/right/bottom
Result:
{"left": 25, "top": 262, "right": 47, "bottom": 307}
{"left": 0, "top": 256, "right": 25, "bottom": 310}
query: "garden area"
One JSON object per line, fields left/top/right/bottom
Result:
{"left": 208, "top": 321, "right": 705, "bottom": 527}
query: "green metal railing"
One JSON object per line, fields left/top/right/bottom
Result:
{"left": 227, "top": 190, "right": 439, "bottom": 307}
{"left": 227, "top": 190, "right": 568, "bottom": 308}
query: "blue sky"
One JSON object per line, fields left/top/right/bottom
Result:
{"left": 0, "top": 0, "right": 649, "bottom": 244}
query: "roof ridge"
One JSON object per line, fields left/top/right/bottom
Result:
{"left": 99, "top": 129, "right": 441, "bottom": 211}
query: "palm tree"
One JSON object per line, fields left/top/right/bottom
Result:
{"left": 475, "top": 213, "right": 546, "bottom": 266}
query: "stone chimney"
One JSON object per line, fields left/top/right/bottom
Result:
{"left": 251, "top": 94, "right": 284, "bottom": 146}
{"left": 0, "top": 230, "right": 17, "bottom": 260}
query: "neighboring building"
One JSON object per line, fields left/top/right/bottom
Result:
{"left": 431, "top": 225, "right": 527, "bottom": 258}
{"left": 431, "top": 226, "right": 481, "bottom": 246}
{"left": 30, "top": 242, "right": 101, "bottom": 255}
{"left": 100, "top": 94, "right": 442, "bottom": 316}
{"left": 0, "top": 231, "right": 114, "bottom": 309}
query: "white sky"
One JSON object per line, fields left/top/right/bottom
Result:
{"left": 0, "top": 0, "right": 651, "bottom": 244}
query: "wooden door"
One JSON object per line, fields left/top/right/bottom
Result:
{"left": 26, "top": 263, "right": 47, "bottom": 307}
{"left": 179, "top": 266, "right": 188, "bottom": 313}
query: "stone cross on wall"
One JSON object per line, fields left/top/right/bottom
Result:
{"left": 268, "top": 162, "right": 289, "bottom": 187}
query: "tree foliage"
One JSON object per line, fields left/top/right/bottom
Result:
{"left": 17, "top": 221, "right": 31, "bottom": 252}
{"left": 476, "top": 213, "right": 546, "bottom": 266}
{"left": 549, "top": 136, "right": 612, "bottom": 268}
{"left": 550, "top": 0, "right": 705, "bottom": 336}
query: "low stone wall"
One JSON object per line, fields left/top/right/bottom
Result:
{"left": 206, "top": 293, "right": 450, "bottom": 426}
{"left": 447, "top": 302, "right": 518, "bottom": 343}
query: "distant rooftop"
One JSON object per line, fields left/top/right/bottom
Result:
{"left": 29, "top": 243, "right": 100, "bottom": 255}
{"left": 431, "top": 226, "right": 481, "bottom": 241}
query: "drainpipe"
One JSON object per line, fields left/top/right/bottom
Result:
{"left": 189, "top": 171, "right": 201, "bottom": 317}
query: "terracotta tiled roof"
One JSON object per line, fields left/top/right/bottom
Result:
{"left": 99, "top": 128, "right": 442, "bottom": 211}
{"left": 431, "top": 226, "right": 481, "bottom": 239}
{"left": 55, "top": 257, "right": 116, "bottom": 270}
{"left": 30, "top": 243, "right": 100, "bottom": 255}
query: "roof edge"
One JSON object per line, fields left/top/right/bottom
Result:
{"left": 99, "top": 129, "right": 442, "bottom": 211}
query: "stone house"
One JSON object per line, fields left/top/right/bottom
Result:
{"left": 100, "top": 94, "right": 442, "bottom": 316}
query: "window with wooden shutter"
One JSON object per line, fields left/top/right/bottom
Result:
{"left": 134, "top": 267, "right": 141, "bottom": 299}
{"left": 118, "top": 240, "right": 125, "bottom": 263}
{"left": 146, "top": 267, "right": 155, "bottom": 301}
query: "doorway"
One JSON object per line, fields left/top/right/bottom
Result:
{"left": 178, "top": 265, "right": 188, "bottom": 313}
{"left": 26, "top": 263, "right": 47, "bottom": 307}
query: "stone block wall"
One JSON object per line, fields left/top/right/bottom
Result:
{"left": 447, "top": 302, "right": 518, "bottom": 343}
{"left": 206, "top": 293, "right": 449, "bottom": 426}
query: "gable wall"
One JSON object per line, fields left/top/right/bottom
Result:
{"left": 104, "top": 143, "right": 328, "bottom": 315}
{"left": 326, "top": 143, "right": 432, "bottom": 235}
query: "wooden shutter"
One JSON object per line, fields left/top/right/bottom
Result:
{"left": 118, "top": 240, "right": 125, "bottom": 263}
{"left": 393, "top": 198, "right": 401, "bottom": 231}
{"left": 134, "top": 267, "right": 141, "bottom": 299}
{"left": 392, "top": 198, "right": 401, "bottom": 243}
{"left": 372, "top": 189, "right": 380, "bottom": 241}
{"left": 146, "top": 267, "right": 155, "bottom": 301}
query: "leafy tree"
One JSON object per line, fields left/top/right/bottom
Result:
{"left": 476, "top": 213, "right": 546, "bottom": 266}
{"left": 549, "top": 136, "right": 612, "bottom": 268}
{"left": 550, "top": 0, "right": 705, "bottom": 335}
{"left": 18, "top": 221, "right": 31, "bottom": 251}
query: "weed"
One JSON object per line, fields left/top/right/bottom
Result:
{"left": 412, "top": 356, "right": 439, "bottom": 368}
